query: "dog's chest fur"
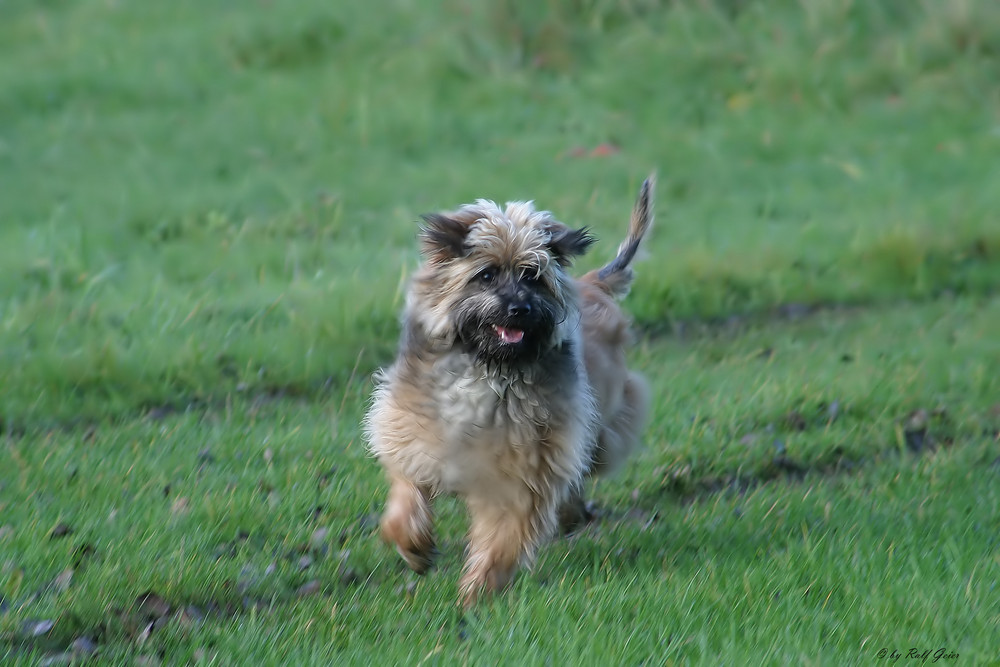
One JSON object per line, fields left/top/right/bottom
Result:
{"left": 436, "top": 361, "right": 552, "bottom": 491}
{"left": 369, "top": 342, "right": 595, "bottom": 499}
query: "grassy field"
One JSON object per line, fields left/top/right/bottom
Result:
{"left": 2, "top": 0, "right": 999, "bottom": 663}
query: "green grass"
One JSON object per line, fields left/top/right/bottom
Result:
{"left": 2, "top": 0, "right": 999, "bottom": 663}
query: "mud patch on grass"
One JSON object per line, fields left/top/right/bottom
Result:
{"left": 227, "top": 17, "right": 346, "bottom": 71}
{"left": 636, "top": 284, "right": 999, "bottom": 342}
{"left": 2, "top": 549, "right": 373, "bottom": 664}
{"left": 631, "top": 413, "right": 966, "bottom": 513}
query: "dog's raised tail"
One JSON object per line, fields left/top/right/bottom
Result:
{"left": 588, "top": 174, "right": 655, "bottom": 299}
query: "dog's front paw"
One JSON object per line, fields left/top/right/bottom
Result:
{"left": 394, "top": 542, "right": 438, "bottom": 575}
{"left": 380, "top": 477, "right": 437, "bottom": 574}
{"left": 381, "top": 512, "right": 437, "bottom": 574}
{"left": 458, "top": 556, "right": 518, "bottom": 609}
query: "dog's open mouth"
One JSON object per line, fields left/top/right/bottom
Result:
{"left": 492, "top": 325, "right": 525, "bottom": 344}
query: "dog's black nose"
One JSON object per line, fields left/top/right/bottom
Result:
{"left": 507, "top": 301, "right": 531, "bottom": 317}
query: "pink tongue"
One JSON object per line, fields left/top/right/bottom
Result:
{"left": 495, "top": 326, "right": 524, "bottom": 344}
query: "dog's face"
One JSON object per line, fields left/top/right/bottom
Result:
{"left": 407, "top": 200, "right": 594, "bottom": 367}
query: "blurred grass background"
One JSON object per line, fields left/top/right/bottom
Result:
{"left": 2, "top": 0, "right": 998, "bottom": 425}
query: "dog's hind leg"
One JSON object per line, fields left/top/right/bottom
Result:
{"left": 589, "top": 371, "right": 650, "bottom": 476}
{"left": 380, "top": 474, "right": 437, "bottom": 574}
{"left": 558, "top": 486, "right": 595, "bottom": 535}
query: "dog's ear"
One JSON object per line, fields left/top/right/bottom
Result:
{"left": 547, "top": 226, "right": 595, "bottom": 266}
{"left": 419, "top": 213, "right": 470, "bottom": 262}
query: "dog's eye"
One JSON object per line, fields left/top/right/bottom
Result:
{"left": 522, "top": 272, "right": 541, "bottom": 286}
{"left": 477, "top": 268, "right": 496, "bottom": 284}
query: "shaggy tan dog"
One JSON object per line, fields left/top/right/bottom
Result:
{"left": 365, "top": 176, "right": 653, "bottom": 606}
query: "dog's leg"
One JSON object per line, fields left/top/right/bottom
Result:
{"left": 459, "top": 488, "right": 560, "bottom": 607}
{"left": 590, "top": 371, "right": 650, "bottom": 476}
{"left": 558, "top": 486, "right": 595, "bottom": 535}
{"left": 457, "top": 495, "right": 541, "bottom": 607}
{"left": 380, "top": 474, "right": 436, "bottom": 574}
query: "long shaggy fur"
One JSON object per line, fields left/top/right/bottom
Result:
{"left": 365, "top": 176, "right": 654, "bottom": 606}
